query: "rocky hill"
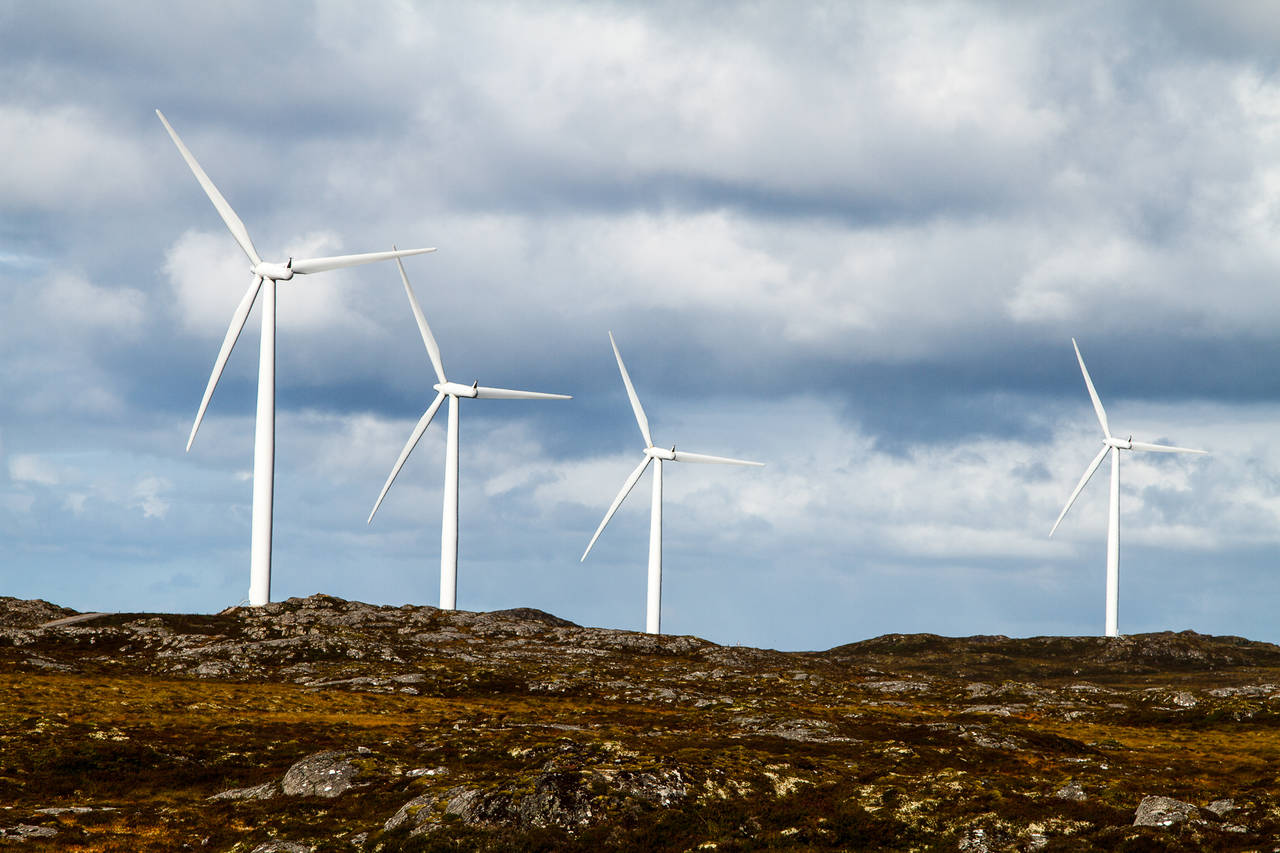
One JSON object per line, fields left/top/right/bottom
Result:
{"left": 2, "top": 594, "right": 1280, "bottom": 851}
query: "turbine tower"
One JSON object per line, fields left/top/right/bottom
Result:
{"left": 1049, "top": 338, "right": 1206, "bottom": 637}
{"left": 367, "top": 258, "right": 571, "bottom": 610}
{"left": 158, "top": 110, "right": 434, "bottom": 607}
{"left": 581, "top": 332, "right": 763, "bottom": 635}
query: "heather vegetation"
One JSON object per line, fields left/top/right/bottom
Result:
{"left": 2, "top": 595, "right": 1279, "bottom": 851}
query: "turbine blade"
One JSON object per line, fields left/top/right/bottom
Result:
{"left": 289, "top": 247, "right": 435, "bottom": 275}
{"left": 474, "top": 386, "right": 572, "bottom": 400}
{"left": 1072, "top": 338, "right": 1111, "bottom": 439}
{"left": 1049, "top": 444, "right": 1110, "bottom": 537}
{"left": 581, "top": 456, "right": 652, "bottom": 561}
{"left": 394, "top": 248, "right": 446, "bottom": 384}
{"left": 609, "top": 331, "right": 653, "bottom": 447}
{"left": 1129, "top": 441, "right": 1207, "bottom": 455}
{"left": 367, "top": 391, "right": 447, "bottom": 523}
{"left": 187, "top": 276, "right": 264, "bottom": 451}
{"left": 672, "top": 450, "right": 764, "bottom": 466}
{"left": 156, "top": 110, "right": 262, "bottom": 267}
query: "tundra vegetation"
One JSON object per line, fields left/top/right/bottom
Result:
{"left": 1, "top": 594, "right": 1279, "bottom": 851}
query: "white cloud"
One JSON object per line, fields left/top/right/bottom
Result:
{"left": 291, "top": 409, "right": 439, "bottom": 487}
{"left": 0, "top": 105, "right": 149, "bottom": 211}
{"left": 526, "top": 395, "right": 1265, "bottom": 570}
{"left": 9, "top": 454, "right": 61, "bottom": 485}
{"left": 133, "top": 475, "right": 170, "bottom": 519}
{"left": 164, "top": 228, "right": 381, "bottom": 343}
{"left": 406, "top": 4, "right": 1060, "bottom": 207}
{"left": 2, "top": 268, "right": 146, "bottom": 348}
{"left": 163, "top": 230, "right": 253, "bottom": 337}
{"left": 38, "top": 272, "right": 147, "bottom": 337}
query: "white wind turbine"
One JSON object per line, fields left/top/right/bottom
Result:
{"left": 1049, "top": 338, "right": 1206, "bottom": 637}
{"left": 367, "top": 258, "right": 571, "bottom": 610}
{"left": 581, "top": 333, "right": 763, "bottom": 635}
{"left": 158, "top": 110, "right": 434, "bottom": 607}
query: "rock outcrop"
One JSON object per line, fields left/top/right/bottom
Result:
{"left": 1134, "top": 795, "right": 1199, "bottom": 827}
{"left": 280, "top": 750, "right": 370, "bottom": 798}
{"left": 0, "top": 596, "right": 75, "bottom": 628}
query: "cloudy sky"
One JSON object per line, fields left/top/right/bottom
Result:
{"left": 4, "top": 1, "right": 1280, "bottom": 650}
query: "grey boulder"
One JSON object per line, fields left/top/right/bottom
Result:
{"left": 281, "top": 750, "right": 367, "bottom": 798}
{"left": 1133, "top": 795, "right": 1198, "bottom": 827}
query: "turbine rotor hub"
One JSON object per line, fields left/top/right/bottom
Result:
{"left": 645, "top": 446, "right": 676, "bottom": 461}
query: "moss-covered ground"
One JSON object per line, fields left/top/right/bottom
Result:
{"left": 2, "top": 597, "right": 1279, "bottom": 851}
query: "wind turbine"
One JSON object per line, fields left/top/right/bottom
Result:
{"left": 1049, "top": 338, "right": 1206, "bottom": 637}
{"left": 581, "top": 332, "right": 763, "bottom": 635}
{"left": 157, "top": 110, "right": 434, "bottom": 607}
{"left": 367, "top": 258, "right": 570, "bottom": 610}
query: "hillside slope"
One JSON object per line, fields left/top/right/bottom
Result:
{"left": 2, "top": 594, "right": 1279, "bottom": 851}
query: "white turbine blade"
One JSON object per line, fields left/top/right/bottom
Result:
{"left": 1129, "top": 441, "right": 1207, "bottom": 455}
{"left": 367, "top": 391, "right": 447, "bottom": 524}
{"left": 608, "top": 331, "right": 652, "bottom": 447}
{"left": 1049, "top": 444, "right": 1110, "bottom": 537}
{"left": 474, "top": 386, "right": 572, "bottom": 400}
{"left": 187, "top": 276, "right": 263, "bottom": 451}
{"left": 394, "top": 249, "right": 446, "bottom": 384}
{"left": 581, "top": 456, "right": 653, "bottom": 561}
{"left": 671, "top": 450, "right": 764, "bottom": 467}
{"left": 289, "top": 247, "right": 435, "bottom": 275}
{"left": 156, "top": 110, "right": 262, "bottom": 267}
{"left": 1072, "top": 338, "right": 1111, "bottom": 438}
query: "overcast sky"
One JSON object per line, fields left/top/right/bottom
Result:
{"left": 4, "top": 1, "right": 1280, "bottom": 650}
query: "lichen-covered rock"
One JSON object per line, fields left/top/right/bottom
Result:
{"left": 23, "top": 656, "right": 73, "bottom": 672}
{"left": 956, "top": 823, "right": 1016, "bottom": 852}
{"left": 433, "top": 764, "right": 683, "bottom": 833}
{"left": 1134, "top": 795, "right": 1199, "bottom": 827}
{"left": 280, "top": 751, "right": 366, "bottom": 798}
{"left": 249, "top": 842, "right": 313, "bottom": 853}
{"left": 761, "top": 718, "right": 839, "bottom": 743}
{"left": 383, "top": 792, "right": 435, "bottom": 832}
{"left": 191, "top": 660, "right": 233, "bottom": 679}
{"left": 0, "top": 824, "right": 58, "bottom": 840}
{"left": 444, "top": 787, "right": 514, "bottom": 826}
{"left": 514, "top": 770, "right": 596, "bottom": 829}
{"left": 208, "top": 781, "right": 278, "bottom": 801}
{"left": 1205, "top": 797, "right": 1235, "bottom": 816}
{"left": 610, "top": 768, "right": 688, "bottom": 806}
{"left": 1054, "top": 782, "right": 1086, "bottom": 801}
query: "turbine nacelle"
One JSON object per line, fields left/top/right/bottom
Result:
{"left": 645, "top": 446, "right": 677, "bottom": 461}
{"left": 434, "top": 381, "right": 479, "bottom": 398}
{"left": 1105, "top": 436, "right": 1132, "bottom": 450}
{"left": 252, "top": 260, "right": 294, "bottom": 281}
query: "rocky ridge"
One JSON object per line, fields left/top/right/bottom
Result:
{"left": 2, "top": 594, "right": 1280, "bottom": 850}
